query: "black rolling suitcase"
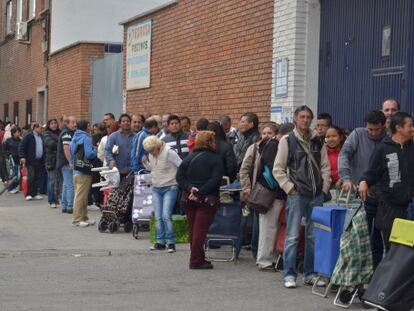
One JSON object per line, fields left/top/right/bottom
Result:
{"left": 362, "top": 218, "right": 414, "bottom": 311}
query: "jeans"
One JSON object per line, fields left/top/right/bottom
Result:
{"left": 152, "top": 185, "right": 179, "bottom": 244}
{"left": 47, "top": 169, "right": 58, "bottom": 204}
{"left": 61, "top": 165, "right": 74, "bottom": 211}
{"left": 284, "top": 193, "right": 323, "bottom": 280}
{"left": 236, "top": 206, "right": 259, "bottom": 259}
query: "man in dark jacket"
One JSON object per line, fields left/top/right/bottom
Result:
{"left": 234, "top": 112, "right": 260, "bottom": 170}
{"left": 18, "top": 123, "right": 45, "bottom": 201}
{"left": 359, "top": 112, "right": 414, "bottom": 251}
{"left": 44, "top": 119, "right": 61, "bottom": 208}
{"left": 57, "top": 116, "right": 77, "bottom": 213}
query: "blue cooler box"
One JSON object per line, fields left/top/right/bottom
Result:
{"left": 311, "top": 205, "right": 346, "bottom": 277}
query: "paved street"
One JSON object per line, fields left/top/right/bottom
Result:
{"left": 0, "top": 192, "right": 366, "bottom": 311}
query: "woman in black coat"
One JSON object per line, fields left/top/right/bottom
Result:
{"left": 4, "top": 127, "right": 21, "bottom": 192}
{"left": 44, "top": 119, "right": 61, "bottom": 208}
{"left": 176, "top": 131, "right": 224, "bottom": 269}
{"left": 206, "top": 121, "right": 237, "bottom": 183}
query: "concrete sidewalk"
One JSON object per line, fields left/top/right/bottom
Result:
{"left": 0, "top": 192, "right": 366, "bottom": 311}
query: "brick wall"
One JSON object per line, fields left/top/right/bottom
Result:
{"left": 123, "top": 0, "right": 274, "bottom": 127}
{"left": 0, "top": 0, "right": 47, "bottom": 126}
{"left": 48, "top": 43, "right": 104, "bottom": 120}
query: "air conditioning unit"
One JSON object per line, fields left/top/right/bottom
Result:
{"left": 16, "top": 22, "right": 29, "bottom": 41}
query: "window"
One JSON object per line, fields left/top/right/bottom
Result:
{"left": 6, "top": 0, "right": 13, "bottom": 35}
{"left": 26, "top": 99, "right": 32, "bottom": 125}
{"left": 382, "top": 25, "right": 392, "bottom": 58}
{"left": 13, "top": 102, "right": 19, "bottom": 126}
{"left": 104, "top": 44, "right": 123, "bottom": 54}
{"left": 3, "top": 103, "right": 9, "bottom": 123}
{"left": 16, "top": 0, "right": 23, "bottom": 23}
{"left": 28, "top": 0, "right": 36, "bottom": 20}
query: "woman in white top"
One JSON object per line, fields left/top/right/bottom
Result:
{"left": 142, "top": 136, "right": 182, "bottom": 253}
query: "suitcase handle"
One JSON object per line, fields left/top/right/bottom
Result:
{"left": 337, "top": 189, "right": 356, "bottom": 207}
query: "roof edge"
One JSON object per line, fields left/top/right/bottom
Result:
{"left": 49, "top": 40, "right": 122, "bottom": 57}
{"left": 119, "top": 0, "right": 178, "bottom": 26}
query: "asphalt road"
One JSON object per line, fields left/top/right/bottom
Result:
{"left": 0, "top": 192, "right": 367, "bottom": 311}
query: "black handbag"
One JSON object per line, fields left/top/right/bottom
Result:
{"left": 74, "top": 144, "right": 94, "bottom": 174}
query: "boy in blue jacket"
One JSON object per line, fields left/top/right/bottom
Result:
{"left": 70, "top": 120, "right": 97, "bottom": 227}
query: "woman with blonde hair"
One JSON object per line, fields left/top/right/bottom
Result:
{"left": 142, "top": 135, "right": 182, "bottom": 253}
{"left": 176, "top": 131, "right": 224, "bottom": 269}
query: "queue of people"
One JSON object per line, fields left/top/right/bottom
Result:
{"left": 0, "top": 98, "right": 413, "bottom": 286}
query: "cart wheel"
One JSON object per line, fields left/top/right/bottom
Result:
{"left": 98, "top": 219, "right": 108, "bottom": 233}
{"left": 108, "top": 222, "right": 117, "bottom": 233}
{"left": 124, "top": 221, "right": 133, "bottom": 233}
{"left": 133, "top": 224, "right": 139, "bottom": 239}
{"left": 339, "top": 289, "right": 353, "bottom": 304}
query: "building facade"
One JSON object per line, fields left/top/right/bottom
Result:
{"left": 0, "top": 0, "right": 169, "bottom": 125}
{"left": 121, "top": 0, "right": 275, "bottom": 123}
{"left": 271, "top": 0, "right": 414, "bottom": 128}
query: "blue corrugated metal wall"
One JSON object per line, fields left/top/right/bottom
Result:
{"left": 318, "top": 0, "right": 413, "bottom": 129}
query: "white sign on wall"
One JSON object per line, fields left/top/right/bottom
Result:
{"left": 126, "top": 20, "right": 152, "bottom": 90}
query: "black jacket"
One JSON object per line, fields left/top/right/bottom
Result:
{"left": 4, "top": 137, "right": 21, "bottom": 163}
{"left": 162, "top": 131, "right": 189, "bottom": 160}
{"left": 56, "top": 128, "right": 74, "bottom": 169}
{"left": 234, "top": 128, "right": 260, "bottom": 169}
{"left": 217, "top": 139, "right": 237, "bottom": 183}
{"left": 361, "top": 137, "right": 414, "bottom": 207}
{"left": 176, "top": 148, "right": 224, "bottom": 196}
{"left": 18, "top": 132, "right": 45, "bottom": 165}
{"left": 44, "top": 128, "right": 60, "bottom": 171}
{"left": 287, "top": 132, "right": 324, "bottom": 197}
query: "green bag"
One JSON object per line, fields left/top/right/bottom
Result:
{"left": 150, "top": 215, "right": 189, "bottom": 244}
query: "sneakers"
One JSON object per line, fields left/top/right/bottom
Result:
{"left": 50, "top": 203, "right": 57, "bottom": 208}
{"left": 72, "top": 221, "right": 89, "bottom": 227}
{"left": 9, "top": 188, "right": 19, "bottom": 194}
{"left": 33, "top": 195, "right": 43, "bottom": 200}
{"left": 284, "top": 276, "right": 297, "bottom": 288}
{"left": 86, "top": 219, "right": 96, "bottom": 226}
{"left": 25, "top": 195, "right": 33, "bottom": 201}
{"left": 167, "top": 244, "right": 176, "bottom": 253}
{"left": 150, "top": 243, "right": 166, "bottom": 251}
{"left": 303, "top": 275, "right": 327, "bottom": 287}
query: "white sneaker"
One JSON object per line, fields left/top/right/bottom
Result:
{"left": 72, "top": 221, "right": 89, "bottom": 227}
{"left": 9, "top": 188, "right": 19, "bottom": 194}
{"left": 25, "top": 195, "right": 33, "bottom": 201}
{"left": 50, "top": 203, "right": 57, "bottom": 208}
{"left": 303, "top": 275, "right": 327, "bottom": 287}
{"left": 33, "top": 195, "right": 43, "bottom": 200}
{"left": 86, "top": 220, "right": 96, "bottom": 226}
{"left": 284, "top": 277, "right": 297, "bottom": 288}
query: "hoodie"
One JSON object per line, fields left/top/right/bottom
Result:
{"left": 338, "top": 127, "right": 386, "bottom": 185}
{"left": 69, "top": 130, "right": 97, "bottom": 172}
{"left": 130, "top": 128, "right": 151, "bottom": 172}
{"left": 361, "top": 136, "right": 414, "bottom": 207}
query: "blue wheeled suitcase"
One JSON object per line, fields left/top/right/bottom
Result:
{"left": 205, "top": 196, "right": 242, "bottom": 262}
{"left": 311, "top": 204, "right": 346, "bottom": 297}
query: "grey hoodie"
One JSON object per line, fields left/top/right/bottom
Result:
{"left": 338, "top": 127, "right": 386, "bottom": 185}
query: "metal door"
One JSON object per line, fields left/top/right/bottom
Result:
{"left": 318, "top": 0, "right": 412, "bottom": 129}
{"left": 90, "top": 53, "right": 123, "bottom": 124}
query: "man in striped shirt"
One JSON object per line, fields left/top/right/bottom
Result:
{"left": 162, "top": 115, "right": 189, "bottom": 160}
